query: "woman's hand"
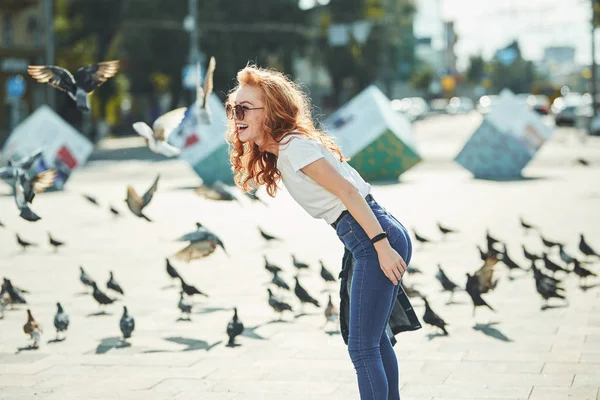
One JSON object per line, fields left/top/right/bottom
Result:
{"left": 374, "top": 239, "right": 407, "bottom": 285}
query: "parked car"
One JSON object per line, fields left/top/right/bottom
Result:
{"left": 477, "top": 95, "right": 499, "bottom": 115}
{"left": 552, "top": 94, "right": 584, "bottom": 126}
{"left": 391, "top": 97, "right": 429, "bottom": 121}
{"left": 429, "top": 98, "right": 449, "bottom": 115}
{"left": 446, "top": 97, "right": 474, "bottom": 114}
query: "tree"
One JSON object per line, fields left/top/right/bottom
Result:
{"left": 410, "top": 67, "right": 433, "bottom": 91}
{"left": 466, "top": 55, "right": 485, "bottom": 84}
{"left": 489, "top": 42, "right": 535, "bottom": 93}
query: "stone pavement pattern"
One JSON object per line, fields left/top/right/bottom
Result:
{"left": 0, "top": 114, "right": 599, "bottom": 399}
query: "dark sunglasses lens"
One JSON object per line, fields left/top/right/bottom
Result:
{"left": 234, "top": 105, "right": 244, "bottom": 120}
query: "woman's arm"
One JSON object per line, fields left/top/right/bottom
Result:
{"left": 301, "top": 158, "right": 406, "bottom": 285}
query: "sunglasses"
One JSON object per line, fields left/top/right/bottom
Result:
{"left": 226, "top": 104, "right": 264, "bottom": 121}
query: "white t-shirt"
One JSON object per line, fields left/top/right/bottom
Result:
{"left": 277, "top": 134, "right": 371, "bottom": 224}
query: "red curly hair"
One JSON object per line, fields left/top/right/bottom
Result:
{"left": 226, "top": 65, "right": 345, "bottom": 197}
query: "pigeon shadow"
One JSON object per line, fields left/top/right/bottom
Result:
{"left": 95, "top": 337, "right": 131, "bottom": 354}
{"left": 15, "top": 344, "right": 39, "bottom": 353}
{"left": 74, "top": 291, "right": 91, "bottom": 297}
{"left": 472, "top": 175, "right": 548, "bottom": 183}
{"left": 161, "top": 284, "right": 178, "bottom": 290}
{"left": 193, "top": 306, "right": 229, "bottom": 315}
{"left": 241, "top": 324, "right": 268, "bottom": 341}
{"left": 176, "top": 316, "right": 192, "bottom": 322}
{"left": 225, "top": 342, "right": 243, "bottom": 348}
{"left": 294, "top": 311, "right": 320, "bottom": 319}
{"left": 426, "top": 331, "right": 449, "bottom": 340}
{"left": 473, "top": 322, "right": 512, "bottom": 342}
{"left": 263, "top": 318, "right": 294, "bottom": 325}
{"left": 47, "top": 338, "right": 66, "bottom": 344}
{"left": 87, "top": 310, "right": 113, "bottom": 317}
{"left": 580, "top": 283, "right": 600, "bottom": 291}
{"left": 163, "top": 336, "right": 222, "bottom": 352}
{"left": 325, "top": 329, "right": 341, "bottom": 336}
{"left": 541, "top": 303, "right": 569, "bottom": 311}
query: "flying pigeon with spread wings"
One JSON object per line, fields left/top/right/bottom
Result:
{"left": 132, "top": 57, "right": 216, "bottom": 157}
{"left": 27, "top": 61, "right": 119, "bottom": 111}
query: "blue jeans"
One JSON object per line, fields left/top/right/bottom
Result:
{"left": 334, "top": 199, "right": 412, "bottom": 400}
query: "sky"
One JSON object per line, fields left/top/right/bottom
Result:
{"left": 414, "top": 0, "right": 594, "bottom": 71}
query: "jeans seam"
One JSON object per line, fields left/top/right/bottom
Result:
{"left": 355, "top": 268, "right": 376, "bottom": 398}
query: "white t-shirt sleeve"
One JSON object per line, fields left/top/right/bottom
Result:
{"left": 283, "top": 137, "right": 324, "bottom": 172}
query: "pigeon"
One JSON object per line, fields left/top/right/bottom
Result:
{"left": 133, "top": 57, "right": 215, "bottom": 156}
{"left": 501, "top": 245, "right": 525, "bottom": 275}
{"left": 402, "top": 283, "right": 423, "bottom": 299}
{"left": 27, "top": 61, "right": 119, "bottom": 111}
{"left": 267, "top": 288, "right": 293, "bottom": 319}
{"left": 0, "top": 148, "right": 43, "bottom": 178}
{"left": 473, "top": 256, "right": 500, "bottom": 294}
{"left": 477, "top": 245, "right": 491, "bottom": 261}
{"left": 2, "top": 278, "right": 27, "bottom": 305}
{"left": 172, "top": 224, "right": 227, "bottom": 262}
{"left": 292, "top": 255, "right": 310, "bottom": 271}
{"left": 180, "top": 277, "right": 209, "bottom": 298}
{"left": 133, "top": 108, "right": 186, "bottom": 157}
{"left": 23, "top": 309, "right": 43, "bottom": 348}
{"left": 259, "top": 228, "right": 281, "bottom": 242}
{"left": 106, "top": 271, "right": 124, "bottom": 295}
{"left": 540, "top": 234, "right": 562, "bottom": 249}
{"left": 194, "top": 56, "right": 216, "bottom": 124}
{"left": 413, "top": 230, "right": 431, "bottom": 244}
{"left": 79, "top": 266, "right": 95, "bottom": 291}
{"left": 91, "top": 282, "right": 116, "bottom": 308}
{"left": 125, "top": 174, "right": 159, "bottom": 222}
{"left": 436, "top": 264, "right": 460, "bottom": 301}
{"left": 572, "top": 259, "right": 597, "bottom": 284}
{"left": 48, "top": 232, "right": 65, "bottom": 252}
{"left": 226, "top": 307, "right": 244, "bottom": 347}
{"left": 178, "top": 291, "right": 192, "bottom": 318}
{"left": 264, "top": 255, "right": 282, "bottom": 274}
{"left": 16, "top": 234, "right": 37, "bottom": 251}
{"left": 323, "top": 294, "right": 339, "bottom": 328}
{"left": 579, "top": 234, "right": 600, "bottom": 258}
{"left": 406, "top": 265, "right": 423, "bottom": 274}
{"left": 109, "top": 205, "right": 121, "bottom": 217}
{"left": 0, "top": 219, "right": 4, "bottom": 228}
{"left": 532, "top": 266, "right": 566, "bottom": 306}
{"left": 465, "top": 273, "right": 495, "bottom": 316}
{"left": 421, "top": 297, "right": 449, "bottom": 335}
{"left": 523, "top": 245, "right": 541, "bottom": 262}
{"left": 10, "top": 168, "right": 55, "bottom": 222}
{"left": 542, "top": 253, "right": 570, "bottom": 276}
{"left": 195, "top": 181, "right": 239, "bottom": 202}
{"left": 294, "top": 277, "right": 320, "bottom": 310}
{"left": 519, "top": 217, "right": 537, "bottom": 234}
{"left": 558, "top": 244, "right": 576, "bottom": 265}
{"left": 53, "top": 302, "right": 70, "bottom": 340}
{"left": 485, "top": 230, "right": 503, "bottom": 252}
{"left": 319, "top": 260, "right": 336, "bottom": 283}
{"left": 82, "top": 194, "right": 100, "bottom": 206}
{"left": 576, "top": 157, "right": 590, "bottom": 166}
{"left": 271, "top": 271, "right": 290, "bottom": 291}
{"left": 437, "top": 222, "right": 458, "bottom": 238}
{"left": 119, "top": 306, "right": 135, "bottom": 340}
{"left": 166, "top": 259, "right": 180, "bottom": 281}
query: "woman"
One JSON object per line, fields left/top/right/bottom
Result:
{"left": 226, "top": 65, "right": 420, "bottom": 400}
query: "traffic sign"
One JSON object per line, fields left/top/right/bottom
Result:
{"left": 5, "top": 74, "right": 26, "bottom": 98}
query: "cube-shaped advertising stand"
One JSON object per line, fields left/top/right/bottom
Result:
{"left": 1, "top": 105, "right": 93, "bottom": 190}
{"left": 168, "top": 94, "right": 233, "bottom": 186}
{"left": 324, "top": 85, "right": 421, "bottom": 182}
{"left": 455, "top": 89, "right": 554, "bottom": 179}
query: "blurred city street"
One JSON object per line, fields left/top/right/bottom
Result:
{"left": 1, "top": 113, "right": 599, "bottom": 400}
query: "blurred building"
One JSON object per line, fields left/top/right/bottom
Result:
{"left": 543, "top": 45, "right": 577, "bottom": 87}
{"left": 413, "top": 0, "right": 444, "bottom": 73}
{"left": 0, "top": 0, "right": 46, "bottom": 145}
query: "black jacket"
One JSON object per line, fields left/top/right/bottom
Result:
{"left": 339, "top": 247, "right": 422, "bottom": 346}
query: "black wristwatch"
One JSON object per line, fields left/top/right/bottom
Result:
{"left": 370, "top": 232, "right": 388, "bottom": 245}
